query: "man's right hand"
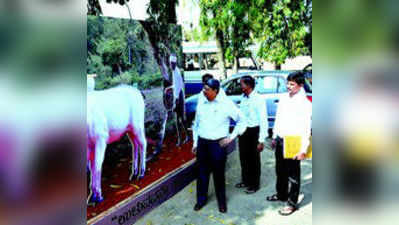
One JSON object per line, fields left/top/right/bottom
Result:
{"left": 192, "top": 146, "right": 197, "bottom": 154}
{"left": 219, "top": 137, "right": 233, "bottom": 148}
{"left": 271, "top": 139, "right": 277, "bottom": 149}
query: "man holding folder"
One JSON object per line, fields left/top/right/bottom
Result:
{"left": 266, "top": 71, "right": 312, "bottom": 215}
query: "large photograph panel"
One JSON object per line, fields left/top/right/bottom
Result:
{"left": 87, "top": 15, "right": 193, "bottom": 219}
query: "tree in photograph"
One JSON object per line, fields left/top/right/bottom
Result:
{"left": 87, "top": 0, "right": 187, "bottom": 157}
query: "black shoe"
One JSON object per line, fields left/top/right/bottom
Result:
{"left": 235, "top": 182, "right": 247, "bottom": 188}
{"left": 218, "top": 205, "right": 227, "bottom": 213}
{"left": 193, "top": 203, "right": 206, "bottom": 211}
{"left": 245, "top": 188, "right": 258, "bottom": 194}
{"left": 266, "top": 194, "right": 287, "bottom": 202}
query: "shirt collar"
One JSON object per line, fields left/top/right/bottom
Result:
{"left": 289, "top": 87, "right": 306, "bottom": 99}
{"left": 243, "top": 90, "right": 256, "bottom": 98}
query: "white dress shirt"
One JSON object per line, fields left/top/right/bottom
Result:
{"left": 273, "top": 88, "right": 312, "bottom": 154}
{"left": 239, "top": 91, "right": 268, "bottom": 143}
{"left": 192, "top": 92, "right": 246, "bottom": 148}
{"left": 197, "top": 88, "right": 226, "bottom": 106}
{"left": 172, "top": 67, "right": 184, "bottom": 100}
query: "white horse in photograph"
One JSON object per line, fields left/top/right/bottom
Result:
{"left": 87, "top": 85, "right": 147, "bottom": 203}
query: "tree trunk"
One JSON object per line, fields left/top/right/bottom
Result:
{"left": 139, "top": 21, "right": 171, "bottom": 83}
{"left": 204, "top": 57, "right": 208, "bottom": 70}
{"left": 250, "top": 56, "right": 259, "bottom": 70}
{"left": 275, "top": 64, "right": 281, "bottom": 70}
{"left": 167, "top": 0, "right": 178, "bottom": 24}
{"left": 233, "top": 55, "right": 239, "bottom": 74}
{"left": 87, "top": 0, "right": 102, "bottom": 15}
{"left": 215, "top": 29, "right": 227, "bottom": 79}
{"left": 117, "top": 63, "right": 122, "bottom": 75}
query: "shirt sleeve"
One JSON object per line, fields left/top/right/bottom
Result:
{"left": 257, "top": 96, "right": 269, "bottom": 143}
{"left": 192, "top": 101, "right": 201, "bottom": 148}
{"left": 228, "top": 99, "right": 247, "bottom": 140}
{"left": 272, "top": 97, "right": 282, "bottom": 139}
{"left": 300, "top": 100, "right": 312, "bottom": 154}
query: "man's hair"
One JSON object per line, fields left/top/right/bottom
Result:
{"left": 205, "top": 78, "right": 220, "bottom": 93}
{"left": 202, "top": 73, "right": 213, "bottom": 84}
{"left": 287, "top": 71, "right": 305, "bottom": 85}
{"left": 240, "top": 75, "right": 255, "bottom": 89}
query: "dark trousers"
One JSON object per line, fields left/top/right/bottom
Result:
{"left": 196, "top": 137, "right": 227, "bottom": 207}
{"left": 275, "top": 137, "right": 301, "bottom": 206}
{"left": 238, "top": 126, "right": 261, "bottom": 190}
{"left": 336, "top": 146, "right": 378, "bottom": 203}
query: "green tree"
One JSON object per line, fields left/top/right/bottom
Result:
{"left": 251, "top": 0, "right": 311, "bottom": 70}
{"left": 87, "top": 0, "right": 182, "bottom": 84}
{"left": 199, "top": 0, "right": 253, "bottom": 77}
{"left": 183, "top": 27, "right": 201, "bottom": 42}
{"left": 198, "top": 0, "right": 311, "bottom": 71}
{"left": 199, "top": 0, "right": 228, "bottom": 78}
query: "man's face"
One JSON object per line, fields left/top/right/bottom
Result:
{"left": 287, "top": 80, "right": 302, "bottom": 96}
{"left": 203, "top": 85, "right": 217, "bottom": 101}
{"left": 240, "top": 79, "right": 251, "bottom": 95}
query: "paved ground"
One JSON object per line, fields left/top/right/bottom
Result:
{"left": 136, "top": 138, "right": 312, "bottom": 225}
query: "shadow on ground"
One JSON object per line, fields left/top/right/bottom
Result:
{"left": 136, "top": 138, "right": 312, "bottom": 225}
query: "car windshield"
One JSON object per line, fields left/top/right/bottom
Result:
{"left": 221, "top": 72, "right": 312, "bottom": 95}
{"left": 255, "top": 76, "right": 278, "bottom": 94}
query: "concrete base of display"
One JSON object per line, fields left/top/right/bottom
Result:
{"left": 88, "top": 140, "right": 236, "bottom": 225}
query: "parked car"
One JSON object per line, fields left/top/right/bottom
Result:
{"left": 183, "top": 41, "right": 261, "bottom": 96}
{"left": 302, "top": 63, "right": 312, "bottom": 100}
{"left": 185, "top": 71, "right": 312, "bottom": 135}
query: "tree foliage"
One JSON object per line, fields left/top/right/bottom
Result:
{"left": 199, "top": 0, "right": 312, "bottom": 70}
{"left": 141, "top": 0, "right": 182, "bottom": 80}
{"left": 87, "top": 16, "right": 161, "bottom": 89}
{"left": 199, "top": 0, "right": 251, "bottom": 77}
{"left": 87, "top": 0, "right": 183, "bottom": 84}
{"left": 251, "top": 0, "right": 311, "bottom": 68}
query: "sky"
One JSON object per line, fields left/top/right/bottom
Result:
{"left": 99, "top": 0, "right": 200, "bottom": 31}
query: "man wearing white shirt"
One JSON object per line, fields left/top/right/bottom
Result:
{"left": 192, "top": 78, "right": 246, "bottom": 213}
{"left": 163, "top": 53, "right": 188, "bottom": 145}
{"left": 266, "top": 71, "right": 312, "bottom": 216}
{"left": 169, "top": 54, "right": 184, "bottom": 106}
{"left": 236, "top": 75, "right": 268, "bottom": 194}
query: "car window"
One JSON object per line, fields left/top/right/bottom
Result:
{"left": 255, "top": 76, "right": 277, "bottom": 94}
{"left": 205, "top": 53, "right": 219, "bottom": 70}
{"left": 238, "top": 57, "right": 257, "bottom": 69}
{"left": 304, "top": 79, "right": 312, "bottom": 93}
{"left": 277, "top": 77, "right": 287, "bottom": 93}
{"left": 224, "top": 78, "right": 242, "bottom": 95}
{"left": 184, "top": 54, "right": 201, "bottom": 71}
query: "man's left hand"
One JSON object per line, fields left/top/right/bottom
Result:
{"left": 293, "top": 152, "right": 306, "bottom": 160}
{"left": 257, "top": 143, "right": 264, "bottom": 152}
{"left": 219, "top": 137, "right": 233, "bottom": 148}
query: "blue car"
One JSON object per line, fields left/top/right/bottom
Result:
{"left": 184, "top": 71, "right": 312, "bottom": 135}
